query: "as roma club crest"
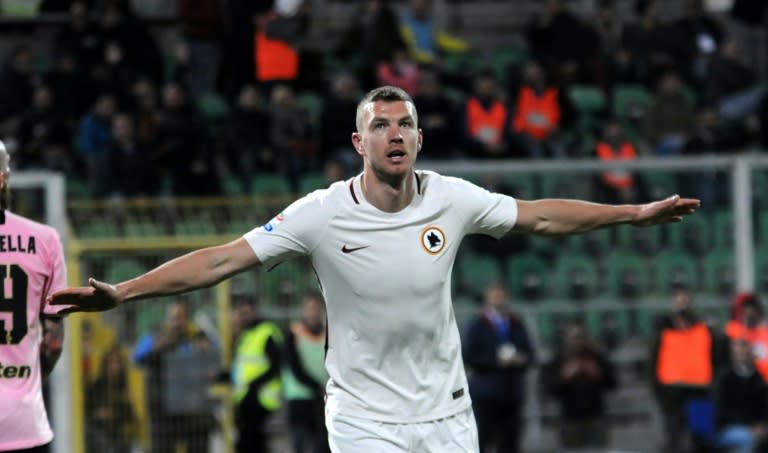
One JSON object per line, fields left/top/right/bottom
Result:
{"left": 421, "top": 226, "right": 446, "bottom": 255}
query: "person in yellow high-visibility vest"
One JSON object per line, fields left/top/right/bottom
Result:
{"left": 232, "top": 302, "right": 284, "bottom": 453}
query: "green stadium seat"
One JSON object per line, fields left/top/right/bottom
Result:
{"left": 231, "top": 271, "right": 257, "bottom": 296}
{"left": 566, "top": 228, "right": 613, "bottom": 257}
{"left": 569, "top": 86, "right": 607, "bottom": 112}
{"left": 666, "top": 210, "right": 713, "bottom": 256}
{"left": 553, "top": 254, "right": 599, "bottom": 301}
{"left": 175, "top": 218, "right": 217, "bottom": 236}
{"left": 299, "top": 173, "right": 327, "bottom": 194}
{"left": 66, "top": 177, "right": 90, "bottom": 199}
{"left": 755, "top": 250, "right": 768, "bottom": 293}
{"left": 712, "top": 209, "right": 733, "bottom": 252}
{"left": 135, "top": 304, "right": 166, "bottom": 337}
{"left": 124, "top": 220, "right": 166, "bottom": 237}
{"left": 105, "top": 259, "right": 145, "bottom": 283}
{"left": 642, "top": 172, "right": 678, "bottom": 200}
{"left": 604, "top": 253, "right": 650, "bottom": 300}
{"left": 753, "top": 170, "right": 768, "bottom": 208}
{"left": 250, "top": 173, "right": 292, "bottom": 196}
{"left": 568, "top": 85, "right": 607, "bottom": 136}
{"left": 491, "top": 45, "right": 528, "bottom": 82}
{"left": 196, "top": 92, "right": 230, "bottom": 121}
{"left": 615, "top": 224, "right": 662, "bottom": 256}
{"left": 702, "top": 250, "right": 735, "bottom": 296}
{"left": 759, "top": 212, "right": 768, "bottom": 247}
{"left": 296, "top": 92, "right": 324, "bottom": 125}
{"left": 262, "top": 261, "right": 310, "bottom": 303}
{"left": 501, "top": 174, "right": 537, "bottom": 199}
{"left": 78, "top": 219, "right": 118, "bottom": 238}
{"left": 459, "top": 254, "right": 502, "bottom": 297}
{"left": 538, "top": 173, "right": 591, "bottom": 199}
{"left": 612, "top": 85, "right": 652, "bottom": 119}
{"left": 222, "top": 175, "right": 247, "bottom": 196}
{"left": 507, "top": 254, "right": 549, "bottom": 301}
{"left": 655, "top": 250, "right": 699, "bottom": 293}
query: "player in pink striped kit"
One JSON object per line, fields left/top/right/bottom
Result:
{"left": 0, "top": 141, "right": 67, "bottom": 453}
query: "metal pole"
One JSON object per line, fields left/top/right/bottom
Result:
{"left": 733, "top": 157, "right": 755, "bottom": 292}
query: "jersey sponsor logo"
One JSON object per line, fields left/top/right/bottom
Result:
{"left": 341, "top": 244, "right": 369, "bottom": 254}
{"left": 0, "top": 362, "right": 32, "bottom": 379}
{"left": 452, "top": 388, "right": 464, "bottom": 399}
{"left": 420, "top": 226, "right": 446, "bottom": 254}
{"left": 261, "top": 212, "right": 286, "bottom": 232}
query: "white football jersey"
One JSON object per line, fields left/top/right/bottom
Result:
{"left": 244, "top": 171, "right": 518, "bottom": 423}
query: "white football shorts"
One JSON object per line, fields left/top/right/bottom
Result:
{"left": 326, "top": 407, "right": 479, "bottom": 453}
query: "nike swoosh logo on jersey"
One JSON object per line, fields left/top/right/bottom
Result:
{"left": 341, "top": 245, "right": 369, "bottom": 253}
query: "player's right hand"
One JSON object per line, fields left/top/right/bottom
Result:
{"left": 48, "top": 278, "right": 122, "bottom": 314}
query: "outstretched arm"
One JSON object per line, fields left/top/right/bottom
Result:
{"left": 50, "top": 238, "right": 261, "bottom": 313}
{"left": 512, "top": 195, "right": 700, "bottom": 236}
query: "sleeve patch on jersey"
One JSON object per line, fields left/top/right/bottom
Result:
{"left": 452, "top": 388, "right": 465, "bottom": 400}
{"left": 261, "top": 212, "right": 286, "bottom": 232}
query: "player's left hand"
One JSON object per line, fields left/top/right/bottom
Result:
{"left": 48, "top": 278, "right": 122, "bottom": 315}
{"left": 631, "top": 195, "right": 700, "bottom": 227}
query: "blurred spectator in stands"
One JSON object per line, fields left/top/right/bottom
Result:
{"left": 714, "top": 338, "right": 768, "bottom": 453}
{"left": 232, "top": 298, "right": 284, "bottom": 453}
{"left": 377, "top": 49, "right": 422, "bottom": 96}
{"left": 218, "top": 0, "right": 271, "bottom": 98}
{"left": 335, "top": 0, "right": 405, "bottom": 90}
{"left": 253, "top": 4, "right": 308, "bottom": 94}
{"left": 86, "top": 345, "right": 136, "bottom": 453}
{"left": 130, "top": 77, "right": 162, "bottom": 147}
{"left": 155, "top": 82, "right": 218, "bottom": 195}
{"left": 77, "top": 92, "right": 116, "bottom": 195}
{"left": 133, "top": 302, "right": 218, "bottom": 453}
{"left": 225, "top": 84, "right": 274, "bottom": 188}
{"left": 681, "top": 106, "right": 746, "bottom": 207}
{"left": 643, "top": 71, "right": 695, "bottom": 156}
{"left": 544, "top": 320, "right": 617, "bottom": 450}
{"left": 671, "top": 0, "right": 726, "bottom": 88}
{"left": 398, "top": 0, "right": 469, "bottom": 66}
{"left": 176, "top": 0, "right": 223, "bottom": 99}
{"left": 106, "top": 112, "right": 159, "bottom": 197}
{"left": 43, "top": 52, "right": 91, "bottom": 120}
{"left": 617, "top": 0, "right": 676, "bottom": 87}
{"left": 283, "top": 292, "right": 330, "bottom": 453}
{"left": 0, "top": 45, "right": 35, "bottom": 128}
{"left": 54, "top": 1, "right": 104, "bottom": 70}
{"left": 761, "top": 94, "right": 768, "bottom": 150}
{"left": 526, "top": 0, "right": 600, "bottom": 84}
{"left": 705, "top": 39, "right": 757, "bottom": 107}
{"left": 101, "top": 40, "right": 141, "bottom": 108}
{"left": 413, "top": 70, "right": 460, "bottom": 159}
{"left": 461, "top": 71, "right": 511, "bottom": 159}
{"left": 726, "top": 294, "right": 768, "bottom": 383}
{"left": 592, "top": 118, "right": 647, "bottom": 204}
{"left": 592, "top": 0, "right": 625, "bottom": 90}
{"left": 99, "top": 1, "right": 163, "bottom": 84}
{"left": 321, "top": 73, "right": 359, "bottom": 172}
{"left": 511, "top": 61, "right": 570, "bottom": 158}
{"left": 270, "top": 84, "right": 317, "bottom": 192}
{"left": 651, "top": 288, "right": 722, "bottom": 453}
{"left": 323, "top": 158, "right": 348, "bottom": 185}
{"left": 463, "top": 282, "right": 535, "bottom": 453}
{"left": 16, "top": 84, "right": 74, "bottom": 173}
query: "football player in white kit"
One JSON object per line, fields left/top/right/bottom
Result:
{"left": 51, "top": 86, "right": 700, "bottom": 452}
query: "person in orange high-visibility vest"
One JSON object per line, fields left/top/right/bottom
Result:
{"left": 593, "top": 119, "right": 648, "bottom": 204}
{"left": 463, "top": 71, "right": 510, "bottom": 158}
{"left": 511, "top": 62, "right": 568, "bottom": 158}
{"left": 651, "top": 288, "right": 723, "bottom": 453}
{"left": 254, "top": 10, "right": 300, "bottom": 84}
{"left": 725, "top": 294, "right": 768, "bottom": 381}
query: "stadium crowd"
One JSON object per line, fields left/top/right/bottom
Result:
{"left": 4, "top": 0, "right": 768, "bottom": 452}
{"left": 1, "top": 0, "right": 766, "bottom": 201}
